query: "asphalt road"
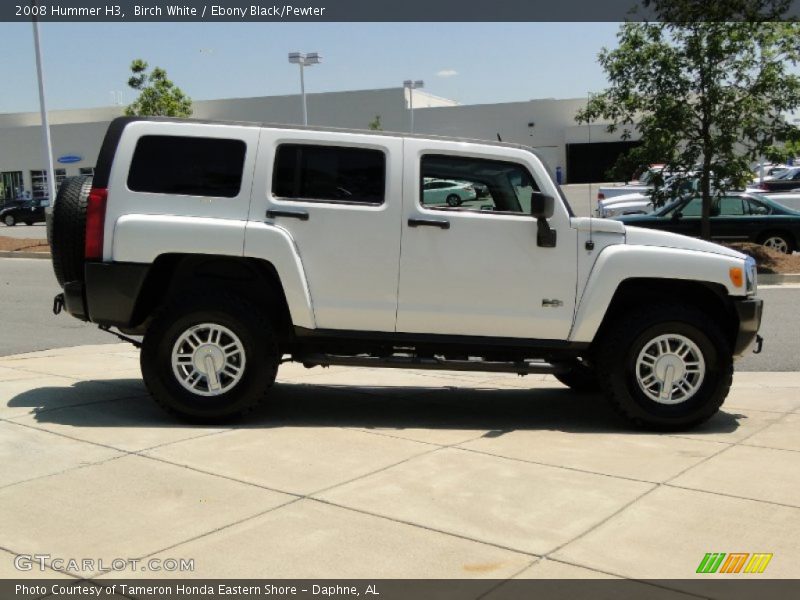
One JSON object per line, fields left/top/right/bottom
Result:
{"left": 0, "top": 258, "right": 796, "bottom": 371}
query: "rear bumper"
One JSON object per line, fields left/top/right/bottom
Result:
{"left": 60, "top": 262, "right": 150, "bottom": 328}
{"left": 733, "top": 297, "right": 764, "bottom": 357}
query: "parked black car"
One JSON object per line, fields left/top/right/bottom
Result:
{"left": 752, "top": 167, "right": 800, "bottom": 192}
{"left": 613, "top": 192, "right": 800, "bottom": 254}
{"left": 1, "top": 199, "right": 47, "bottom": 227}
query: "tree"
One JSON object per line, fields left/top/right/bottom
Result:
{"left": 576, "top": 0, "right": 800, "bottom": 239}
{"left": 125, "top": 59, "right": 193, "bottom": 118}
{"left": 368, "top": 115, "right": 383, "bottom": 131}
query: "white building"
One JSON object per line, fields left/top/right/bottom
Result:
{"left": 0, "top": 87, "right": 635, "bottom": 204}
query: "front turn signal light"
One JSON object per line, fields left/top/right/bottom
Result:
{"left": 729, "top": 267, "right": 744, "bottom": 288}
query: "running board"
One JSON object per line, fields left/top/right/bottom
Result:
{"left": 297, "top": 354, "right": 569, "bottom": 375}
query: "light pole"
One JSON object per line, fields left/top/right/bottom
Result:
{"left": 288, "top": 52, "right": 321, "bottom": 126}
{"left": 32, "top": 9, "right": 55, "bottom": 206}
{"left": 403, "top": 80, "right": 424, "bottom": 133}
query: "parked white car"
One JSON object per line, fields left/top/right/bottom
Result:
{"left": 422, "top": 179, "right": 477, "bottom": 206}
{"left": 596, "top": 192, "right": 654, "bottom": 217}
{"left": 758, "top": 192, "right": 800, "bottom": 212}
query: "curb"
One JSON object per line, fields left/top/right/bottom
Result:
{"left": 759, "top": 273, "right": 800, "bottom": 285}
{"left": 0, "top": 251, "right": 50, "bottom": 259}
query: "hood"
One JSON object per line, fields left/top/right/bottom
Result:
{"left": 624, "top": 226, "right": 746, "bottom": 259}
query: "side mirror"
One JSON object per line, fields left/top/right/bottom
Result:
{"left": 530, "top": 192, "right": 557, "bottom": 248}
{"left": 530, "top": 192, "right": 555, "bottom": 219}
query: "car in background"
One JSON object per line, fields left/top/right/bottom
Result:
{"left": 0, "top": 199, "right": 47, "bottom": 226}
{"left": 748, "top": 166, "right": 800, "bottom": 192}
{"left": 612, "top": 192, "right": 800, "bottom": 254}
{"left": 597, "top": 175, "right": 700, "bottom": 217}
{"left": 758, "top": 192, "right": 800, "bottom": 213}
{"left": 751, "top": 163, "right": 790, "bottom": 183}
{"left": 422, "top": 179, "right": 477, "bottom": 206}
{"left": 596, "top": 165, "right": 666, "bottom": 201}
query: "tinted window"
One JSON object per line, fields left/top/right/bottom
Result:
{"left": 420, "top": 155, "right": 539, "bottom": 214}
{"left": 678, "top": 197, "right": 703, "bottom": 217}
{"left": 128, "top": 136, "right": 246, "bottom": 198}
{"left": 273, "top": 144, "right": 385, "bottom": 204}
{"left": 718, "top": 197, "right": 745, "bottom": 216}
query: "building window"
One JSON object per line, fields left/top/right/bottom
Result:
{"left": 30, "top": 169, "right": 66, "bottom": 200}
{"left": 127, "top": 135, "right": 247, "bottom": 198}
{"left": 0, "top": 171, "right": 23, "bottom": 204}
{"left": 272, "top": 144, "right": 386, "bottom": 205}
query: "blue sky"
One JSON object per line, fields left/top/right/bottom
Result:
{"left": 0, "top": 22, "right": 622, "bottom": 113}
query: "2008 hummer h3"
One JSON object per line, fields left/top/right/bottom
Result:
{"left": 49, "top": 116, "right": 763, "bottom": 429}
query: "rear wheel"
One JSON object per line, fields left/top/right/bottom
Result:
{"left": 759, "top": 232, "right": 794, "bottom": 254}
{"left": 596, "top": 305, "right": 732, "bottom": 430}
{"left": 141, "top": 294, "right": 279, "bottom": 422}
{"left": 4, "top": 215, "right": 15, "bottom": 226}
{"left": 446, "top": 194, "right": 462, "bottom": 207}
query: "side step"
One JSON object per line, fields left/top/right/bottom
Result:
{"left": 297, "top": 354, "right": 570, "bottom": 376}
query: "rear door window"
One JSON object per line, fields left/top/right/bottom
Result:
{"left": 127, "top": 135, "right": 246, "bottom": 198}
{"left": 272, "top": 144, "right": 386, "bottom": 205}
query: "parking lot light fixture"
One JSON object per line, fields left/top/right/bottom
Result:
{"left": 403, "top": 80, "right": 424, "bottom": 133}
{"left": 288, "top": 52, "right": 322, "bottom": 126}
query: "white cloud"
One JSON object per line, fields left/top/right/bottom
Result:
{"left": 436, "top": 69, "right": 458, "bottom": 78}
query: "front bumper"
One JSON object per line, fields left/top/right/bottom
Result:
{"left": 733, "top": 297, "right": 764, "bottom": 357}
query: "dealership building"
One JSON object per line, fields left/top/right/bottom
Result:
{"left": 0, "top": 87, "right": 636, "bottom": 203}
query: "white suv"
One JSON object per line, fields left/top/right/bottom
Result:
{"left": 49, "top": 117, "right": 763, "bottom": 429}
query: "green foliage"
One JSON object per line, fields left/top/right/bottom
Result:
{"left": 577, "top": 0, "right": 800, "bottom": 238}
{"left": 124, "top": 59, "right": 193, "bottom": 118}
{"left": 368, "top": 115, "right": 383, "bottom": 131}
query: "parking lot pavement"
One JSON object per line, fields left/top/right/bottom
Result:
{"left": 0, "top": 223, "right": 47, "bottom": 239}
{"left": 0, "top": 344, "right": 799, "bottom": 583}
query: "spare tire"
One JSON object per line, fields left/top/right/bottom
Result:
{"left": 51, "top": 175, "right": 93, "bottom": 288}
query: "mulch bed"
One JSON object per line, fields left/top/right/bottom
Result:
{"left": 725, "top": 242, "right": 800, "bottom": 274}
{"left": 0, "top": 236, "right": 50, "bottom": 253}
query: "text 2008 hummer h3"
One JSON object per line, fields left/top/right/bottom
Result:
{"left": 49, "top": 116, "right": 763, "bottom": 429}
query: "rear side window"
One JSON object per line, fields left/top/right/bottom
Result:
{"left": 127, "top": 135, "right": 246, "bottom": 197}
{"left": 272, "top": 144, "right": 385, "bottom": 205}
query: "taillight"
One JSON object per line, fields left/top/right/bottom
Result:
{"left": 84, "top": 187, "right": 108, "bottom": 260}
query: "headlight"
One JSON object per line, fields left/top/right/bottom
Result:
{"left": 745, "top": 256, "right": 757, "bottom": 295}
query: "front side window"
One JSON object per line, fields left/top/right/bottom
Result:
{"left": 272, "top": 144, "right": 386, "bottom": 205}
{"left": 420, "top": 155, "right": 539, "bottom": 214}
{"left": 127, "top": 135, "right": 246, "bottom": 198}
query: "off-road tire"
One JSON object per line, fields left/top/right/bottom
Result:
{"left": 554, "top": 360, "right": 601, "bottom": 393}
{"left": 141, "top": 293, "right": 280, "bottom": 422}
{"left": 596, "top": 304, "right": 732, "bottom": 431}
{"left": 50, "top": 175, "right": 93, "bottom": 287}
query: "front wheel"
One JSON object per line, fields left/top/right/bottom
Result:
{"left": 4, "top": 215, "right": 15, "bottom": 226}
{"left": 141, "top": 294, "right": 279, "bottom": 422}
{"left": 596, "top": 305, "right": 732, "bottom": 430}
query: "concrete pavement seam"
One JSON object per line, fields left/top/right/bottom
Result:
{"left": 663, "top": 483, "right": 800, "bottom": 511}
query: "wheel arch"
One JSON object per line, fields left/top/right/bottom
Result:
{"left": 129, "top": 254, "right": 304, "bottom": 346}
{"left": 588, "top": 278, "right": 739, "bottom": 352}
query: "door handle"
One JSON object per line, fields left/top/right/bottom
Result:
{"left": 266, "top": 208, "right": 309, "bottom": 221}
{"left": 408, "top": 217, "right": 450, "bottom": 230}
